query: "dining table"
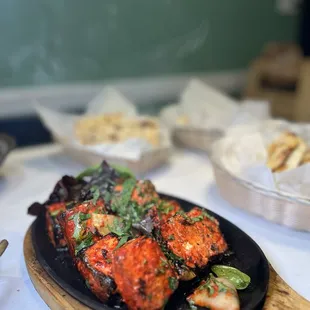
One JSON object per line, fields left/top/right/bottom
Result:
{"left": 0, "top": 143, "right": 310, "bottom": 310}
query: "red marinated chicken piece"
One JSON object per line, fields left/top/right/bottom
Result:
{"left": 111, "top": 179, "right": 159, "bottom": 222}
{"left": 160, "top": 207, "right": 227, "bottom": 269}
{"left": 46, "top": 202, "right": 67, "bottom": 248}
{"left": 113, "top": 236, "right": 178, "bottom": 310}
{"left": 148, "top": 199, "right": 181, "bottom": 230}
{"left": 77, "top": 234, "right": 119, "bottom": 302}
{"left": 58, "top": 200, "right": 106, "bottom": 257}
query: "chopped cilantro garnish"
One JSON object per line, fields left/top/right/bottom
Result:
{"left": 188, "top": 299, "right": 198, "bottom": 310}
{"left": 110, "top": 164, "right": 134, "bottom": 178}
{"left": 90, "top": 186, "right": 100, "bottom": 204}
{"left": 108, "top": 218, "right": 132, "bottom": 248}
{"left": 158, "top": 201, "right": 174, "bottom": 215}
{"left": 104, "top": 191, "right": 112, "bottom": 204}
{"left": 71, "top": 213, "right": 82, "bottom": 240}
{"left": 75, "top": 232, "right": 94, "bottom": 255}
{"left": 202, "top": 210, "right": 217, "bottom": 222}
{"left": 191, "top": 215, "right": 204, "bottom": 223}
{"left": 111, "top": 178, "right": 136, "bottom": 216}
{"left": 155, "top": 268, "right": 165, "bottom": 276}
{"left": 79, "top": 213, "right": 91, "bottom": 221}
{"left": 116, "top": 235, "right": 129, "bottom": 249}
{"left": 199, "top": 274, "right": 230, "bottom": 296}
{"left": 168, "top": 277, "right": 178, "bottom": 290}
{"left": 70, "top": 212, "right": 91, "bottom": 240}
{"left": 168, "top": 235, "right": 175, "bottom": 241}
{"left": 50, "top": 210, "right": 61, "bottom": 217}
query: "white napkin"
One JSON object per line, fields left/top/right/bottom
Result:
{"left": 160, "top": 79, "right": 271, "bottom": 131}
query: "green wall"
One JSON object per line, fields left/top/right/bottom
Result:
{"left": 0, "top": 0, "right": 298, "bottom": 87}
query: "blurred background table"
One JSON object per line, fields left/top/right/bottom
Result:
{"left": 0, "top": 143, "right": 310, "bottom": 309}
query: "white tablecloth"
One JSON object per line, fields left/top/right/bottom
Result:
{"left": 1, "top": 144, "right": 310, "bottom": 309}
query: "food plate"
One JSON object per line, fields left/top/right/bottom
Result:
{"left": 31, "top": 194, "right": 269, "bottom": 310}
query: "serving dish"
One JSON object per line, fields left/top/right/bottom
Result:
{"left": 27, "top": 168, "right": 269, "bottom": 309}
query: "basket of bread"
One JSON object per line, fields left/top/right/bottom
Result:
{"left": 35, "top": 87, "right": 171, "bottom": 175}
{"left": 211, "top": 119, "right": 310, "bottom": 231}
{"left": 160, "top": 79, "right": 270, "bottom": 152}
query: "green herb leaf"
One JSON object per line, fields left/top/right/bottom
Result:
{"left": 168, "top": 235, "right": 175, "bottom": 241}
{"left": 191, "top": 215, "right": 204, "bottom": 223}
{"left": 104, "top": 191, "right": 112, "bottom": 204}
{"left": 90, "top": 186, "right": 100, "bottom": 204}
{"left": 79, "top": 213, "right": 91, "bottom": 221}
{"left": 202, "top": 210, "right": 217, "bottom": 223}
{"left": 211, "top": 265, "right": 251, "bottom": 290}
{"left": 116, "top": 235, "right": 129, "bottom": 248}
{"left": 75, "top": 232, "right": 94, "bottom": 255}
{"left": 110, "top": 164, "right": 134, "bottom": 178}
{"left": 168, "top": 277, "right": 178, "bottom": 291}
{"left": 111, "top": 178, "right": 137, "bottom": 219}
{"left": 188, "top": 299, "right": 198, "bottom": 310}
{"left": 76, "top": 164, "right": 100, "bottom": 180}
{"left": 71, "top": 213, "right": 82, "bottom": 240}
{"left": 158, "top": 201, "right": 174, "bottom": 215}
{"left": 85, "top": 280, "right": 91, "bottom": 290}
{"left": 50, "top": 210, "right": 61, "bottom": 217}
{"left": 108, "top": 218, "right": 132, "bottom": 236}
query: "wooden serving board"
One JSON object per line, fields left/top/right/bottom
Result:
{"left": 24, "top": 228, "right": 309, "bottom": 310}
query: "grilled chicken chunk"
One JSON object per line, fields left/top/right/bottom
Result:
{"left": 77, "top": 234, "right": 119, "bottom": 302}
{"left": 46, "top": 202, "right": 67, "bottom": 248}
{"left": 111, "top": 179, "right": 159, "bottom": 223}
{"left": 148, "top": 200, "right": 181, "bottom": 229}
{"left": 113, "top": 236, "right": 178, "bottom": 310}
{"left": 159, "top": 207, "right": 227, "bottom": 269}
{"left": 58, "top": 200, "right": 106, "bottom": 257}
{"left": 187, "top": 275, "right": 240, "bottom": 310}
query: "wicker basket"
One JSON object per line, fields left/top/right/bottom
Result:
{"left": 211, "top": 140, "right": 310, "bottom": 232}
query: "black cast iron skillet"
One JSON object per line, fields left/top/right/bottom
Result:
{"left": 31, "top": 194, "right": 269, "bottom": 310}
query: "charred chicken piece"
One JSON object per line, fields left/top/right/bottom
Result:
{"left": 58, "top": 199, "right": 106, "bottom": 257}
{"left": 187, "top": 274, "right": 240, "bottom": 310}
{"left": 148, "top": 199, "right": 181, "bottom": 230}
{"left": 45, "top": 202, "right": 67, "bottom": 248}
{"left": 159, "top": 207, "right": 227, "bottom": 269}
{"left": 111, "top": 179, "right": 159, "bottom": 223}
{"left": 113, "top": 236, "right": 178, "bottom": 310}
{"left": 77, "top": 234, "right": 119, "bottom": 302}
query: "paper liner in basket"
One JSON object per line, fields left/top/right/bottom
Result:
{"left": 35, "top": 86, "right": 171, "bottom": 174}
{"left": 160, "top": 78, "right": 270, "bottom": 151}
{"left": 211, "top": 120, "right": 310, "bottom": 231}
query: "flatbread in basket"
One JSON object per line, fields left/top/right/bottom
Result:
{"left": 210, "top": 119, "right": 310, "bottom": 231}
{"left": 35, "top": 87, "right": 172, "bottom": 175}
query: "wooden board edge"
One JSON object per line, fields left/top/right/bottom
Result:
{"left": 23, "top": 227, "right": 90, "bottom": 310}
